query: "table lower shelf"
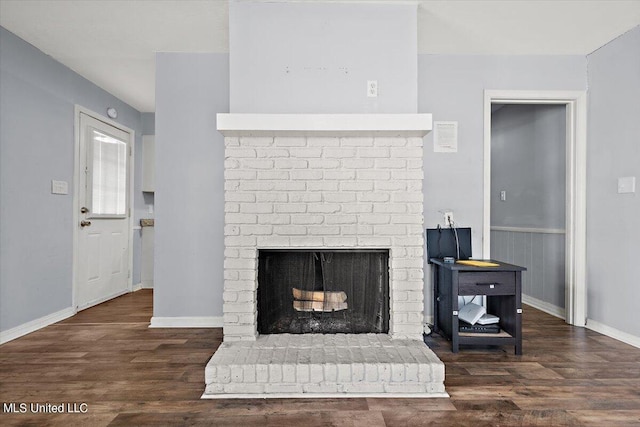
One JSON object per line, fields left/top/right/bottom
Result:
{"left": 458, "top": 330, "right": 512, "bottom": 338}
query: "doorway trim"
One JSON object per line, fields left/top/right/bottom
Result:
{"left": 72, "top": 105, "right": 135, "bottom": 312}
{"left": 483, "top": 90, "right": 587, "bottom": 327}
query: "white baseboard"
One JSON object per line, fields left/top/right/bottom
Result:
{"left": 0, "top": 307, "right": 75, "bottom": 344}
{"left": 522, "top": 294, "right": 566, "bottom": 320}
{"left": 141, "top": 280, "right": 153, "bottom": 289}
{"left": 586, "top": 319, "right": 640, "bottom": 349}
{"left": 149, "top": 316, "right": 223, "bottom": 328}
{"left": 132, "top": 283, "right": 143, "bottom": 292}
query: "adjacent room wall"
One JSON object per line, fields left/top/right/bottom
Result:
{"left": 586, "top": 26, "right": 640, "bottom": 340}
{"left": 0, "top": 27, "right": 143, "bottom": 336}
{"left": 153, "top": 53, "right": 228, "bottom": 323}
{"left": 490, "top": 104, "right": 567, "bottom": 313}
{"left": 418, "top": 54, "right": 586, "bottom": 320}
{"left": 229, "top": 1, "right": 417, "bottom": 113}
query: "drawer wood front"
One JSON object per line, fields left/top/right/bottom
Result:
{"left": 458, "top": 272, "right": 516, "bottom": 295}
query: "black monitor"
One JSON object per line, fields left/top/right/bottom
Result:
{"left": 426, "top": 227, "right": 472, "bottom": 263}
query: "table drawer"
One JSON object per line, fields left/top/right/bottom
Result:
{"left": 458, "top": 272, "right": 515, "bottom": 295}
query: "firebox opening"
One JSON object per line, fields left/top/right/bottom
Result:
{"left": 257, "top": 249, "right": 390, "bottom": 334}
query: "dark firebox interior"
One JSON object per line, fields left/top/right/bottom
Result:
{"left": 257, "top": 250, "right": 389, "bottom": 334}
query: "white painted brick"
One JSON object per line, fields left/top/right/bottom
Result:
{"left": 357, "top": 170, "right": 390, "bottom": 180}
{"left": 337, "top": 364, "right": 352, "bottom": 382}
{"left": 225, "top": 203, "right": 240, "bottom": 213}
{"left": 406, "top": 137, "right": 424, "bottom": 148}
{"left": 323, "top": 147, "right": 356, "bottom": 158}
{"left": 308, "top": 159, "right": 340, "bottom": 169}
{"left": 358, "top": 214, "right": 390, "bottom": 225}
{"left": 374, "top": 137, "right": 407, "bottom": 147}
{"left": 224, "top": 225, "right": 240, "bottom": 236}
{"left": 255, "top": 364, "right": 269, "bottom": 383}
{"left": 272, "top": 181, "right": 307, "bottom": 191}
{"left": 375, "top": 159, "right": 406, "bottom": 169}
{"left": 307, "top": 203, "right": 341, "bottom": 214}
{"left": 265, "top": 383, "right": 304, "bottom": 393}
{"left": 357, "top": 237, "right": 392, "bottom": 247}
{"left": 225, "top": 170, "right": 256, "bottom": 180}
{"left": 308, "top": 137, "right": 340, "bottom": 147}
{"left": 391, "top": 258, "right": 424, "bottom": 269}
{"left": 257, "top": 214, "right": 290, "bottom": 225}
{"left": 375, "top": 181, "right": 406, "bottom": 191}
{"left": 224, "top": 159, "right": 240, "bottom": 169}
{"left": 323, "top": 237, "right": 358, "bottom": 247}
{"left": 256, "top": 236, "right": 290, "bottom": 247}
{"left": 257, "top": 170, "right": 290, "bottom": 180}
{"left": 308, "top": 226, "right": 340, "bottom": 235}
{"left": 238, "top": 270, "right": 256, "bottom": 281}
{"left": 274, "top": 137, "right": 306, "bottom": 147}
{"left": 340, "top": 181, "right": 374, "bottom": 191}
{"left": 351, "top": 363, "right": 365, "bottom": 382}
{"left": 340, "top": 137, "right": 374, "bottom": 147}
{"left": 289, "top": 193, "right": 322, "bottom": 203}
{"left": 223, "top": 291, "right": 238, "bottom": 302}
{"left": 324, "top": 170, "right": 356, "bottom": 180}
{"left": 325, "top": 214, "right": 357, "bottom": 225}
{"left": 226, "top": 213, "right": 257, "bottom": 224}
{"left": 288, "top": 236, "right": 324, "bottom": 247}
{"left": 407, "top": 181, "right": 422, "bottom": 192}
{"left": 275, "top": 159, "right": 308, "bottom": 169}
{"left": 274, "top": 204, "right": 307, "bottom": 213}
{"left": 226, "top": 280, "right": 257, "bottom": 291}
{"left": 342, "top": 204, "right": 373, "bottom": 214}
{"left": 223, "top": 313, "right": 239, "bottom": 324}
{"left": 231, "top": 365, "right": 244, "bottom": 382}
{"left": 224, "top": 236, "right": 256, "bottom": 247}
{"left": 324, "top": 193, "right": 356, "bottom": 203}
{"left": 291, "top": 170, "right": 323, "bottom": 180}
{"left": 323, "top": 363, "right": 337, "bottom": 382}
{"left": 365, "top": 363, "right": 379, "bottom": 381}
{"left": 226, "top": 148, "right": 256, "bottom": 158}
{"left": 392, "top": 236, "right": 424, "bottom": 247}
{"left": 392, "top": 302, "right": 423, "bottom": 313}
{"left": 225, "top": 181, "right": 240, "bottom": 192}
{"left": 224, "top": 258, "right": 256, "bottom": 270}
{"left": 236, "top": 291, "right": 256, "bottom": 303}
{"left": 342, "top": 158, "right": 374, "bottom": 169}
{"left": 373, "top": 203, "right": 406, "bottom": 213}
{"left": 309, "top": 364, "right": 324, "bottom": 383}
{"left": 224, "top": 137, "right": 240, "bottom": 147}
{"left": 225, "top": 324, "right": 256, "bottom": 336}
{"left": 268, "top": 364, "right": 283, "bottom": 382}
{"left": 358, "top": 193, "right": 390, "bottom": 202}
{"left": 303, "top": 383, "right": 339, "bottom": 393}
{"left": 392, "top": 192, "right": 423, "bottom": 202}
{"left": 375, "top": 225, "right": 407, "bottom": 236}
{"left": 242, "top": 159, "right": 274, "bottom": 169}
{"left": 358, "top": 147, "right": 389, "bottom": 158}
{"left": 274, "top": 225, "right": 307, "bottom": 235}
{"left": 240, "top": 204, "right": 273, "bottom": 214}
{"left": 290, "top": 147, "right": 322, "bottom": 158}
{"left": 393, "top": 215, "right": 423, "bottom": 225}
{"left": 406, "top": 159, "right": 422, "bottom": 169}
{"left": 255, "top": 193, "right": 287, "bottom": 203}
{"left": 390, "top": 147, "right": 423, "bottom": 158}
{"left": 342, "top": 383, "right": 385, "bottom": 393}
{"left": 307, "top": 181, "right": 339, "bottom": 191}
{"left": 282, "top": 364, "right": 297, "bottom": 383}
{"left": 291, "top": 215, "right": 324, "bottom": 225}
{"left": 238, "top": 181, "right": 276, "bottom": 192}
{"left": 255, "top": 148, "right": 290, "bottom": 158}
{"left": 392, "top": 170, "right": 424, "bottom": 180}
{"left": 241, "top": 137, "right": 273, "bottom": 147}
{"left": 226, "top": 193, "right": 255, "bottom": 202}
{"left": 340, "top": 225, "right": 373, "bottom": 235}
{"left": 224, "top": 270, "right": 239, "bottom": 280}
{"left": 378, "top": 364, "right": 391, "bottom": 382}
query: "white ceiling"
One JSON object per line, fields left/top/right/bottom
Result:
{"left": 1, "top": 0, "right": 639, "bottom": 113}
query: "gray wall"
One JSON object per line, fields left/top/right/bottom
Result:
{"left": 0, "top": 27, "right": 143, "bottom": 333}
{"left": 491, "top": 104, "right": 566, "bottom": 229}
{"left": 153, "top": 53, "right": 228, "bottom": 319}
{"left": 586, "top": 26, "right": 640, "bottom": 336}
{"left": 418, "top": 54, "right": 586, "bottom": 319}
{"left": 229, "top": 2, "right": 417, "bottom": 113}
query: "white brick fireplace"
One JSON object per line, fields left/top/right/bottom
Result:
{"left": 203, "top": 114, "right": 446, "bottom": 398}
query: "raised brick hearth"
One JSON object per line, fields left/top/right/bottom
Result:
{"left": 203, "top": 114, "right": 445, "bottom": 398}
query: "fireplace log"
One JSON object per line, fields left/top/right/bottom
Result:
{"left": 293, "top": 300, "right": 348, "bottom": 312}
{"left": 292, "top": 288, "right": 347, "bottom": 303}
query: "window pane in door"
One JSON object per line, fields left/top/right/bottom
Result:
{"left": 90, "top": 129, "right": 127, "bottom": 216}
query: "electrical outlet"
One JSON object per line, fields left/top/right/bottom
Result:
{"left": 443, "top": 211, "right": 454, "bottom": 227}
{"left": 500, "top": 190, "right": 507, "bottom": 201}
{"left": 367, "top": 80, "right": 378, "bottom": 97}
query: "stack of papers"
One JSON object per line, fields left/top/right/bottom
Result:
{"left": 476, "top": 313, "right": 500, "bottom": 325}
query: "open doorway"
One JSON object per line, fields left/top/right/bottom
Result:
{"left": 490, "top": 104, "right": 567, "bottom": 318}
{"left": 483, "top": 91, "right": 587, "bottom": 327}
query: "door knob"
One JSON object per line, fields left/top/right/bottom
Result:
{"left": 80, "top": 220, "right": 92, "bottom": 227}
{"left": 80, "top": 207, "right": 89, "bottom": 214}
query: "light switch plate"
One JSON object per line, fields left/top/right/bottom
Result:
{"left": 51, "top": 180, "right": 68, "bottom": 195}
{"left": 617, "top": 176, "right": 636, "bottom": 194}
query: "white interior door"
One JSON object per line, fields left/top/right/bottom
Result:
{"left": 76, "top": 112, "right": 132, "bottom": 310}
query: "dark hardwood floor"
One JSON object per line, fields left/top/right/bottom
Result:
{"left": 1, "top": 289, "right": 639, "bottom": 426}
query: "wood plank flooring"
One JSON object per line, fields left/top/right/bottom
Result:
{"left": 1, "top": 289, "right": 639, "bottom": 426}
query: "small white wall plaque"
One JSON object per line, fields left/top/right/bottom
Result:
{"left": 433, "top": 121, "right": 458, "bottom": 153}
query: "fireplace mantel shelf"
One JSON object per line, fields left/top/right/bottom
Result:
{"left": 217, "top": 113, "right": 432, "bottom": 137}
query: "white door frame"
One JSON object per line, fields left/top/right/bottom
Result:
{"left": 72, "top": 105, "right": 135, "bottom": 312}
{"left": 483, "top": 90, "right": 587, "bottom": 327}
